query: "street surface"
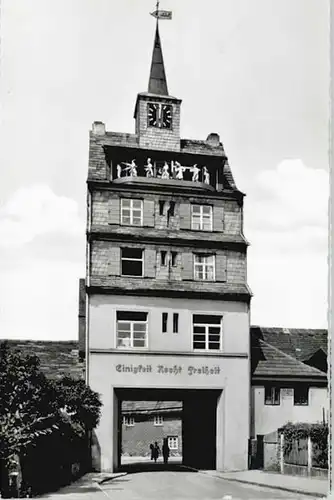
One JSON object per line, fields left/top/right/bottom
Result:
{"left": 96, "top": 463, "right": 318, "bottom": 500}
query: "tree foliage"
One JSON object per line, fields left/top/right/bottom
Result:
{"left": 0, "top": 341, "right": 102, "bottom": 462}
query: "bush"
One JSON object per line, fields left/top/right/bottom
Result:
{"left": 280, "top": 422, "right": 328, "bottom": 469}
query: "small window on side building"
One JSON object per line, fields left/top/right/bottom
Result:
{"left": 171, "top": 252, "right": 177, "bottom": 267}
{"left": 264, "top": 386, "right": 280, "bottom": 406}
{"left": 294, "top": 386, "right": 309, "bottom": 406}
{"left": 154, "top": 415, "right": 163, "bottom": 426}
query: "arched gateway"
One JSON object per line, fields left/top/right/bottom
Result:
{"left": 85, "top": 5, "right": 251, "bottom": 472}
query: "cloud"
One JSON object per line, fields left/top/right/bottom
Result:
{"left": 246, "top": 160, "right": 328, "bottom": 328}
{"left": 0, "top": 184, "right": 85, "bottom": 339}
{"left": 0, "top": 258, "right": 84, "bottom": 340}
{"left": 247, "top": 158, "right": 328, "bottom": 228}
{"left": 0, "top": 184, "right": 85, "bottom": 248}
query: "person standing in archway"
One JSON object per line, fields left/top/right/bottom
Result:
{"left": 162, "top": 438, "right": 170, "bottom": 465}
{"left": 153, "top": 442, "right": 160, "bottom": 463}
{"left": 149, "top": 443, "right": 154, "bottom": 461}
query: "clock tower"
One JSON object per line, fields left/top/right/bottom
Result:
{"left": 85, "top": 5, "right": 251, "bottom": 474}
{"left": 134, "top": 22, "right": 182, "bottom": 151}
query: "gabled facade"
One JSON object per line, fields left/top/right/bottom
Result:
{"left": 121, "top": 401, "right": 182, "bottom": 458}
{"left": 85, "top": 20, "right": 251, "bottom": 472}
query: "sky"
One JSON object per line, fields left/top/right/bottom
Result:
{"left": 0, "top": 0, "right": 329, "bottom": 340}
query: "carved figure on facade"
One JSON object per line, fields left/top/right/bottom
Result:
{"left": 144, "top": 158, "right": 154, "bottom": 177}
{"left": 203, "top": 166, "right": 210, "bottom": 184}
{"left": 115, "top": 159, "right": 211, "bottom": 185}
{"left": 161, "top": 162, "right": 170, "bottom": 179}
{"left": 191, "top": 164, "right": 200, "bottom": 182}
{"left": 174, "top": 161, "right": 186, "bottom": 180}
{"left": 122, "top": 159, "right": 138, "bottom": 177}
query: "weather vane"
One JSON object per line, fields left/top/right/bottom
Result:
{"left": 150, "top": 0, "right": 172, "bottom": 20}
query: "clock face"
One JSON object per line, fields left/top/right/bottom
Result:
{"left": 162, "top": 105, "right": 172, "bottom": 129}
{"left": 148, "top": 103, "right": 159, "bottom": 127}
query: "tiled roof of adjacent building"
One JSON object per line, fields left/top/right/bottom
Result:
{"left": 122, "top": 401, "right": 182, "bottom": 414}
{"left": 251, "top": 339, "right": 326, "bottom": 379}
{"left": 2, "top": 340, "right": 84, "bottom": 380}
{"left": 251, "top": 326, "right": 327, "bottom": 360}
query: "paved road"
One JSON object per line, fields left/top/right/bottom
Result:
{"left": 96, "top": 464, "right": 318, "bottom": 500}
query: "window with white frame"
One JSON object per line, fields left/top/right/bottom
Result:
{"left": 116, "top": 311, "right": 148, "bottom": 348}
{"left": 194, "top": 254, "right": 215, "bottom": 281}
{"left": 168, "top": 436, "right": 178, "bottom": 450}
{"left": 191, "top": 205, "right": 212, "bottom": 231}
{"left": 192, "top": 314, "right": 222, "bottom": 351}
{"left": 264, "top": 386, "right": 280, "bottom": 406}
{"left": 123, "top": 416, "right": 135, "bottom": 426}
{"left": 121, "top": 248, "right": 143, "bottom": 276}
{"left": 121, "top": 199, "right": 143, "bottom": 226}
{"left": 154, "top": 415, "right": 163, "bottom": 426}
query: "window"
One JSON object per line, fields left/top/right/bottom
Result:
{"left": 265, "top": 386, "right": 280, "bottom": 406}
{"left": 171, "top": 252, "right": 177, "bottom": 267}
{"left": 192, "top": 314, "right": 222, "bottom": 351}
{"left": 121, "top": 199, "right": 143, "bottom": 226}
{"left": 167, "top": 201, "right": 175, "bottom": 217}
{"left": 173, "top": 313, "right": 179, "bottom": 333}
{"left": 194, "top": 254, "right": 215, "bottom": 281}
{"left": 159, "top": 201, "right": 165, "bottom": 216}
{"left": 191, "top": 205, "right": 212, "bottom": 231}
{"left": 121, "top": 248, "right": 143, "bottom": 276}
{"left": 162, "top": 312, "right": 168, "bottom": 333}
{"left": 123, "top": 416, "right": 135, "bottom": 426}
{"left": 168, "top": 436, "right": 178, "bottom": 450}
{"left": 154, "top": 415, "right": 163, "bottom": 426}
{"left": 116, "top": 311, "right": 148, "bottom": 348}
{"left": 161, "top": 251, "right": 167, "bottom": 266}
{"left": 294, "top": 386, "right": 309, "bottom": 406}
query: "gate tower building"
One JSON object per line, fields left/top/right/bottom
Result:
{"left": 85, "top": 15, "right": 252, "bottom": 472}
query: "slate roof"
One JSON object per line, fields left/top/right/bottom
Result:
{"left": 2, "top": 340, "right": 84, "bottom": 380}
{"left": 251, "top": 326, "right": 327, "bottom": 359}
{"left": 251, "top": 339, "right": 326, "bottom": 379}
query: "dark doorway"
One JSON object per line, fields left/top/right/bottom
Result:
{"left": 120, "top": 400, "right": 183, "bottom": 469}
{"left": 115, "top": 388, "right": 220, "bottom": 472}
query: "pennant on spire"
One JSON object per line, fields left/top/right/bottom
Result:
{"left": 150, "top": 10, "right": 172, "bottom": 20}
{"left": 148, "top": 24, "right": 169, "bottom": 96}
{"left": 150, "top": 1, "right": 172, "bottom": 20}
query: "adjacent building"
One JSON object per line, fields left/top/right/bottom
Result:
{"left": 121, "top": 401, "right": 182, "bottom": 458}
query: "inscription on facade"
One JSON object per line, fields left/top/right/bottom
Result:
{"left": 115, "top": 363, "right": 221, "bottom": 376}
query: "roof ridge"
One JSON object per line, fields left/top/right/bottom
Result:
{"left": 259, "top": 339, "right": 326, "bottom": 377}
{"left": 251, "top": 325, "right": 327, "bottom": 333}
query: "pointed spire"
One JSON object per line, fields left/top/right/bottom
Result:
{"left": 148, "top": 22, "right": 169, "bottom": 96}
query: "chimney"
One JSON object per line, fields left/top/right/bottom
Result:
{"left": 206, "top": 133, "right": 220, "bottom": 146}
{"left": 92, "top": 121, "right": 106, "bottom": 136}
